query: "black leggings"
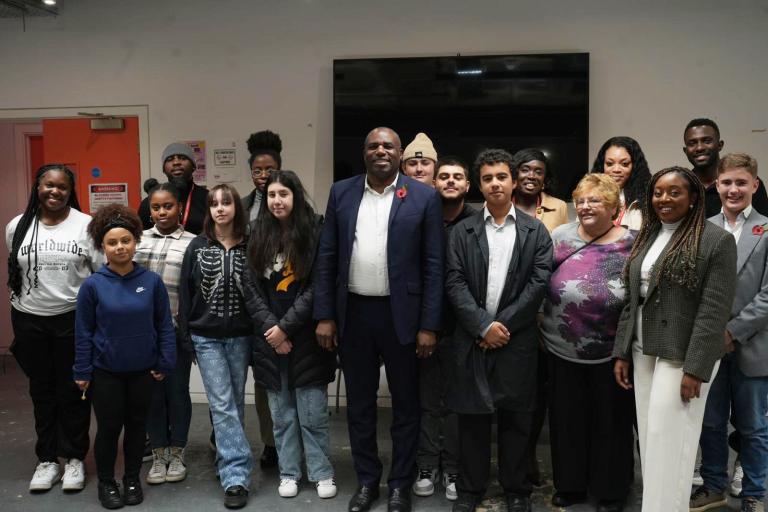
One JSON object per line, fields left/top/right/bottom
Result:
{"left": 91, "top": 368, "right": 154, "bottom": 481}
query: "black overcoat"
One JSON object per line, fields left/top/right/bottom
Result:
{"left": 443, "top": 208, "right": 552, "bottom": 414}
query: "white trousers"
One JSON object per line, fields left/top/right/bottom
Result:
{"left": 632, "top": 340, "right": 719, "bottom": 512}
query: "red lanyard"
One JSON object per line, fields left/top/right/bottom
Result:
{"left": 181, "top": 183, "right": 194, "bottom": 227}
{"left": 613, "top": 204, "right": 627, "bottom": 227}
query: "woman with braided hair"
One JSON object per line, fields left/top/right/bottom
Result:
{"left": 613, "top": 166, "right": 737, "bottom": 511}
{"left": 5, "top": 164, "right": 100, "bottom": 493}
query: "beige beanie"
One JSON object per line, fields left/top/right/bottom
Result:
{"left": 402, "top": 132, "right": 437, "bottom": 162}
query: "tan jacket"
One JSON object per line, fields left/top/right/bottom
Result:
{"left": 538, "top": 192, "right": 569, "bottom": 233}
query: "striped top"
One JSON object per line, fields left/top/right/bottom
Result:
{"left": 134, "top": 226, "right": 196, "bottom": 324}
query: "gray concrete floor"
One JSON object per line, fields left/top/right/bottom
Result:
{"left": 0, "top": 357, "right": 752, "bottom": 511}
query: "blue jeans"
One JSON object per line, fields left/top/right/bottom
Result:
{"left": 192, "top": 335, "right": 254, "bottom": 490}
{"left": 146, "top": 348, "right": 193, "bottom": 448}
{"left": 266, "top": 370, "right": 334, "bottom": 482}
{"left": 700, "top": 354, "right": 768, "bottom": 499}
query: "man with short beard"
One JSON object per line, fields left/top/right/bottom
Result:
{"left": 413, "top": 156, "right": 474, "bottom": 501}
{"left": 138, "top": 143, "right": 209, "bottom": 235}
{"left": 314, "top": 127, "right": 444, "bottom": 512}
{"left": 683, "top": 118, "right": 768, "bottom": 217}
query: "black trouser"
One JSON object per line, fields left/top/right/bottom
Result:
{"left": 457, "top": 410, "right": 533, "bottom": 499}
{"left": 547, "top": 355, "right": 634, "bottom": 501}
{"left": 10, "top": 308, "right": 91, "bottom": 462}
{"left": 92, "top": 368, "right": 154, "bottom": 481}
{"left": 524, "top": 348, "right": 549, "bottom": 484}
{"left": 338, "top": 294, "right": 420, "bottom": 490}
{"left": 416, "top": 345, "right": 459, "bottom": 474}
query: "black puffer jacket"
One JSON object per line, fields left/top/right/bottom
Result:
{"left": 243, "top": 220, "right": 335, "bottom": 391}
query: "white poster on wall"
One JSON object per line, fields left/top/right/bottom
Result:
{"left": 89, "top": 183, "right": 128, "bottom": 211}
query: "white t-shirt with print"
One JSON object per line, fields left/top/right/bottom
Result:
{"left": 5, "top": 208, "right": 101, "bottom": 316}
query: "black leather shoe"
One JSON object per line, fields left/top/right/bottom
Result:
{"left": 388, "top": 487, "right": 412, "bottom": 512}
{"left": 122, "top": 477, "right": 143, "bottom": 506}
{"left": 260, "top": 445, "right": 278, "bottom": 469}
{"left": 552, "top": 491, "right": 587, "bottom": 507}
{"left": 597, "top": 499, "right": 625, "bottom": 512}
{"left": 452, "top": 494, "right": 481, "bottom": 512}
{"left": 349, "top": 485, "right": 380, "bottom": 512}
{"left": 224, "top": 485, "right": 249, "bottom": 509}
{"left": 506, "top": 494, "right": 531, "bottom": 512}
{"left": 98, "top": 480, "right": 123, "bottom": 509}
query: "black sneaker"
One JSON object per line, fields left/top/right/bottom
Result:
{"left": 224, "top": 485, "right": 249, "bottom": 509}
{"left": 122, "top": 477, "right": 143, "bottom": 506}
{"left": 260, "top": 445, "right": 278, "bottom": 469}
{"left": 98, "top": 480, "right": 123, "bottom": 509}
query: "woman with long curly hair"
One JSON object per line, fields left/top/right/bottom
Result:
{"left": 5, "top": 164, "right": 99, "bottom": 493}
{"left": 591, "top": 136, "right": 652, "bottom": 230}
{"left": 613, "top": 167, "right": 737, "bottom": 511}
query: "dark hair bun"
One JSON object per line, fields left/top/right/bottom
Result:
{"left": 143, "top": 178, "right": 159, "bottom": 195}
{"left": 247, "top": 130, "right": 282, "bottom": 156}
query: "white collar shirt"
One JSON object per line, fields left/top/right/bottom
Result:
{"left": 721, "top": 204, "right": 752, "bottom": 243}
{"left": 348, "top": 174, "right": 399, "bottom": 296}
{"left": 483, "top": 205, "right": 517, "bottom": 321}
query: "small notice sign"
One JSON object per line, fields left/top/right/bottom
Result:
{"left": 89, "top": 183, "right": 129, "bottom": 211}
{"left": 214, "top": 148, "right": 236, "bottom": 167}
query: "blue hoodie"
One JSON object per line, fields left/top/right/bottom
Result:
{"left": 73, "top": 263, "right": 176, "bottom": 381}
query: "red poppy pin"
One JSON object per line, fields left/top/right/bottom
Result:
{"left": 396, "top": 184, "right": 408, "bottom": 200}
{"left": 753, "top": 223, "right": 768, "bottom": 236}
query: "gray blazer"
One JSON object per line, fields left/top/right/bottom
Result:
{"left": 613, "top": 222, "right": 737, "bottom": 381}
{"left": 709, "top": 210, "right": 768, "bottom": 377}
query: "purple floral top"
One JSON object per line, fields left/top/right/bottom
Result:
{"left": 540, "top": 222, "right": 636, "bottom": 363}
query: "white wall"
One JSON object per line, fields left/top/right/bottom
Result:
{"left": 1, "top": 0, "right": 766, "bottom": 401}
{"left": 1, "top": 0, "right": 766, "bottom": 207}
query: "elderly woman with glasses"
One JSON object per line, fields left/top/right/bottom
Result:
{"left": 539, "top": 174, "right": 637, "bottom": 512}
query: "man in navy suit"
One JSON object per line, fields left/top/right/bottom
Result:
{"left": 314, "top": 127, "right": 444, "bottom": 512}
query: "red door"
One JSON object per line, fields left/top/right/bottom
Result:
{"left": 43, "top": 117, "right": 141, "bottom": 214}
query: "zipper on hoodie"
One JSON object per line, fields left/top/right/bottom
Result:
{"left": 223, "top": 244, "right": 231, "bottom": 333}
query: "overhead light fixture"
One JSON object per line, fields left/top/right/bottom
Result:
{"left": 43, "top": 0, "right": 57, "bottom": 5}
{"left": 456, "top": 69, "right": 483, "bottom": 76}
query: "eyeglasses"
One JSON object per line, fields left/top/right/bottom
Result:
{"left": 574, "top": 197, "right": 604, "bottom": 208}
{"left": 251, "top": 168, "right": 274, "bottom": 177}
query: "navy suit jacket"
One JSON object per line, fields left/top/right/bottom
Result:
{"left": 313, "top": 173, "right": 444, "bottom": 345}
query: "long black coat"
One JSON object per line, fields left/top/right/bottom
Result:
{"left": 243, "top": 220, "right": 335, "bottom": 391}
{"left": 443, "top": 209, "right": 552, "bottom": 414}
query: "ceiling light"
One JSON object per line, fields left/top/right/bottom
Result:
{"left": 43, "top": 0, "right": 57, "bottom": 5}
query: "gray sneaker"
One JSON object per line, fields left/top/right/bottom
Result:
{"left": 146, "top": 448, "right": 167, "bottom": 485}
{"left": 412, "top": 468, "right": 437, "bottom": 497}
{"left": 443, "top": 473, "right": 458, "bottom": 501}
{"left": 165, "top": 447, "right": 187, "bottom": 482}
{"left": 730, "top": 460, "right": 744, "bottom": 497}
{"left": 742, "top": 497, "right": 765, "bottom": 512}
{"left": 690, "top": 486, "right": 727, "bottom": 512}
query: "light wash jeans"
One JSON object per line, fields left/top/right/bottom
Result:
{"left": 700, "top": 353, "right": 768, "bottom": 499}
{"left": 192, "top": 334, "right": 254, "bottom": 490}
{"left": 266, "top": 370, "right": 334, "bottom": 482}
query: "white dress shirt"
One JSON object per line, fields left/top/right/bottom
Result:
{"left": 480, "top": 205, "right": 517, "bottom": 336}
{"left": 348, "top": 174, "right": 399, "bottom": 296}
{"left": 721, "top": 204, "right": 752, "bottom": 243}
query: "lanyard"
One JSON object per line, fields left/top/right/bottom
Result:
{"left": 181, "top": 183, "right": 195, "bottom": 227}
{"left": 613, "top": 203, "right": 627, "bottom": 227}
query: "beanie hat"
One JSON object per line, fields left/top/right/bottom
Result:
{"left": 161, "top": 142, "right": 197, "bottom": 168}
{"left": 402, "top": 133, "right": 437, "bottom": 162}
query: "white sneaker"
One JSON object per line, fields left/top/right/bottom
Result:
{"left": 278, "top": 478, "right": 299, "bottom": 498}
{"left": 443, "top": 472, "right": 458, "bottom": 501}
{"left": 61, "top": 458, "right": 85, "bottom": 491}
{"left": 412, "top": 468, "right": 438, "bottom": 497}
{"left": 165, "top": 447, "right": 187, "bottom": 482}
{"left": 316, "top": 478, "right": 337, "bottom": 499}
{"left": 146, "top": 448, "right": 167, "bottom": 485}
{"left": 730, "top": 460, "right": 744, "bottom": 497}
{"left": 29, "top": 461, "right": 60, "bottom": 491}
{"left": 692, "top": 458, "right": 704, "bottom": 487}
